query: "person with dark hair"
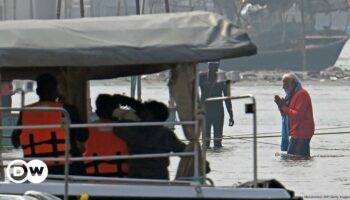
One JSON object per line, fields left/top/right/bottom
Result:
{"left": 111, "top": 95, "right": 186, "bottom": 179}
{"left": 143, "top": 100, "right": 169, "bottom": 122}
{"left": 199, "top": 62, "right": 234, "bottom": 149}
{"left": 11, "top": 73, "right": 88, "bottom": 175}
{"left": 84, "top": 94, "right": 129, "bottom": 177}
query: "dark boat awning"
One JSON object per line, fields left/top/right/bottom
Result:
{"left": 0, "top": 11, "right": 256, "bottom": 80}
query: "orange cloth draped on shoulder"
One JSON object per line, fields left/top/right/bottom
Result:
{"left": 281, "top": 88, "right": 315, "bottom": 139}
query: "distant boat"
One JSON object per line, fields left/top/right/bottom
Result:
{"left": 135, "top": 0, "right": 350, "bottom": 71}
{"left": 220, "top": 33, "right": 348, "bottom": 71}
{"left": 218, "top": 0, "right": 350, "bottom": 71}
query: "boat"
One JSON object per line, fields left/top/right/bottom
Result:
{"left": 0, "top": 11, "right": 301, "bottom": 199}
{"left": 218, "top": 0, "right": 350, "bottom": 71}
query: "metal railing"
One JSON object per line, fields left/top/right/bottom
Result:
{"left": 204, "top": 95, "right": 258, "bottom": 188}
{"left": 0, "top": 107, "right": 71, "bottom": 199}
{"left": 0, "top": 107, "right": 198, "bottom": 200}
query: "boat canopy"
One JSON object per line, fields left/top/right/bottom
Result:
{"left": 0, "top": 11, "right": 256, "bottom": 80}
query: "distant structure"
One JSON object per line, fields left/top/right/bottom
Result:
{"left": 0, "top": 0, "right": 137, "bottom": 20}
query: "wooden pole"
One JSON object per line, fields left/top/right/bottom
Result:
{"left": 59, "top": 68, "right": 88, "bottom": 122}
{"left": 164, "top": 0, "right": 170, "bottom": 13}
{"left": 135, "top": 0, "right": 140, "bottom": 15}
{"left": 3, "top": 0, "right": 7, "bottom": 20}
{"left": 57, "top": 0, "right": 62, "bottom": 19}
{"left": 300, "top": 0, "right": 307, "bottom": 70}
{"left": 29, "top": 0, "right": 34, "bottom": 19}
{"left": 13, "top": 0, "right": 16, "bottom": 20}
{"left": 80, "top": 0, "right": 84, "bottom": 17}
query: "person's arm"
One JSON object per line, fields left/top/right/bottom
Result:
{"left": 64, "top": 104, "right": 89, "bottom": 154}
{"left": 222, "top": 83, "right": 234, "bottom": 126}
{"left": 11, "top": 113, "right": 22, "bottom": 148}
{"left": 112, "top": 94, "right": 144, "bottom": 112}
{"left": 167, "top": 129, "right": 186, "bottom": 153}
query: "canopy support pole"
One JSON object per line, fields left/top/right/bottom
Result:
{"left": 59, "top": 67, "right": 88, "bottom": 122}
{"left": 0, "top": 71, "right": 4, "bottom": 181}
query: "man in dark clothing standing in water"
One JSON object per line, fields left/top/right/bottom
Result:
{"left": 199, "top": 62, "right": 234, "bottom": 149}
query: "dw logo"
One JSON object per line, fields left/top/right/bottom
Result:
{"left": 6, "top": 159, "right": 48, "bottom": 184}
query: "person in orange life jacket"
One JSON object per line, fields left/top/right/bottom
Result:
{"left": 110, "top": 95, "right": 187, "bottom": 179}
{"left": 274, "top": 73, "right": 315, "bottom": 157}
{"left": 11, "top": 73, "right": 89, "bottom": 175}
{"left": 84, "top": 94, "right": 129, "bottom": 177}
{"left": 199, "top": 62, "right": 234, "bottom": 149}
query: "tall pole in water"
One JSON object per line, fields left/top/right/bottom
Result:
{"left": 29, "top": 0, "right": 34, "bottom": 19}
{"left": 13, "top": 0, "right": 16, "bottom": 20}
{"left": 80, "top": 0, "right": 85, "bottom": 17}
{"left": 56, "top": 0, "right": 62, "bottom": 19}
{"left": 300, "top": 0, "right": 307, "bottom": 70}
{"left": 164, "top": 0, "right": 170, "bottom": 13}
{"left": 3, "top": 0, "right": 7, "bottom": 20}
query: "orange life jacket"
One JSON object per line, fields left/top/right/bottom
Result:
{"left": 20, "top": 101, "right": 67, "bottom": 166}
{"left": 84, "top": 119, "right": 129, "bottom": 177}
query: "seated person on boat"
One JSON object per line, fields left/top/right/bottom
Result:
{"left": 84, "top": 94, "right": 129, "bottom": 177}
{"left": 111, "top": 94, "right": 187, "bottom": 180}
{"left": 11, "top": 73, "right": 88, "bottom": 175}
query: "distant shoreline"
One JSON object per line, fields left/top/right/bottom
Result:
{"left": 90, "top": 69, "right": 350, "bottom": 87}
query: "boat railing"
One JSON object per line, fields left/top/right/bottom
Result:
{"left": 204, "top": 95, "right": 257, "bottom": 187}
{"left": 0, "top": 106, "right": 199, "bottom": 200}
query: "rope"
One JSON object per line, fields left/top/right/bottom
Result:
{"left": 238, "top": 138, "right": 350, "bottom": 151}
{"left": 177, "top": 176, "right": 204, "bottom": 183}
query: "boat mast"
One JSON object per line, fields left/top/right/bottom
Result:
{"left": 300, "top": 0, "right": 307, "bottom": 70}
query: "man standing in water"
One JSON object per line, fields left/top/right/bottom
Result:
{"left": 199, "top": 62, "right": 234, "bottom": 149}
{"left": 274, "top": 73, "right": 315, "bottom": 157}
